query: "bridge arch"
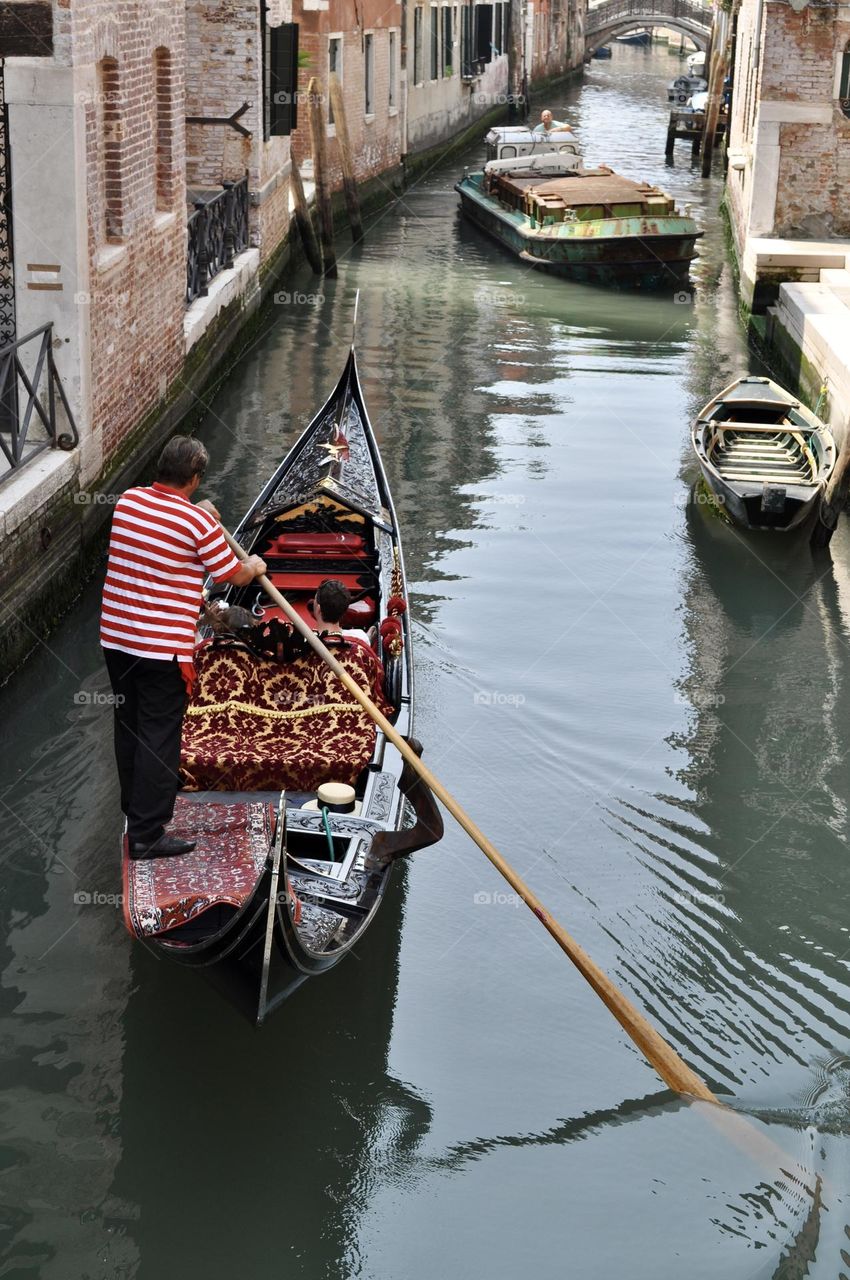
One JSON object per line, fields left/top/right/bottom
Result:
{"left": 585, "top": 0, "right": 712, "bottom": 57}
{"left": 586, "top": 20, "right": 708, "bottom": 56}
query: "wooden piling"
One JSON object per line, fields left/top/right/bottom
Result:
{"left": 507, "top": 0, "right": 525, "bottom": 121}
{"left": 811, "top": 425, "right": 850, "bottom": 550}
{"left": 700, "top": 42, "right": 726, "bottom": 178}
{"left": 289, "top": 155, "right": 323, "bottom": 275}
{"left": 328, "top": 74, "right": 363, "bottom": 243}
{"left": 307, "top": 76, "right": 337, "bottom": 279}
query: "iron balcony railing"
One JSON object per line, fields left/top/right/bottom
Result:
{"left": 0, "top": 322, "right": 79, "bottom": 485}
{"left": 186, "top": 176, "right": 250, "bottom": 306}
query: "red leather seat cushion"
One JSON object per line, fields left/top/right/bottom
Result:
{"left": 266, "top": 532, "right": 368, "bottom": 558}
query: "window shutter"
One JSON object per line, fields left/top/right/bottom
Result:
{"left": 268, "top": 22, "right": 299, "bottom": 137}
{"left": 461, "top": 4, "right": 472, "bottom": 76}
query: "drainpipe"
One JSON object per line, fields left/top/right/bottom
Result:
{"left": 401, "top": 0, "right": 409, "bottom": 166}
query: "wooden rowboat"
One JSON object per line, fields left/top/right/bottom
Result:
{"left": 692, "top": 376, "right": 836, "bottom": 531}
{"left": 121, "top": 347, "right": 443, "bottom": 1022}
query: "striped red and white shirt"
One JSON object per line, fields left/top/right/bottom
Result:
{"left": 100, "top": 483, "right": 241, "bottom": 662}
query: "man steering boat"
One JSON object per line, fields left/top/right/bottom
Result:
{"left": 100, "top": 436, "right": 266, "bottom": 860}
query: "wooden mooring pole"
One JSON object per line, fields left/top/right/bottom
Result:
{"left": 289, "top": 155, "right": 323, "bottom": 275}
{"left": 700, "top": 21, "right": 727, "bottom": 177}
{"left": 328, "top": 74, "right": 363, "bottom": 243}
{"left": 307, "top": 76, "right": 337, "bottom": 278}
{"left": 811, "top": 422, "right": 850, "bottom": 550}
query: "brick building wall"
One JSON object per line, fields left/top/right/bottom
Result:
{"left": 72, "top": 1, "right": 187, "bottom": 460}
{"left": 184, "top": 0, "right": 292, "bottom": 268}
{"left": 529, "top": 0, "right": 583, "bottom": 83}
{"left": 291, "top": 0, "right": 403, "bottom": 186}
{"left": 765, "top": 3, "right": 850, "bottom": 238}
{"left": 727, "top": 0, "right": 850, "bottom": 249}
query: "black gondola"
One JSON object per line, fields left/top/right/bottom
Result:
{"left": 121, "top": 345, "right": 443, "bottom": 1022}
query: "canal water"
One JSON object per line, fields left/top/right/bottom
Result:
{"left": 2, "top": 42, "right": 849, "bottom": 1279}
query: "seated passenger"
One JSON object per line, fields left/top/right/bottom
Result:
{"left": 311, "top": 579, "right": 375, "bottom": 650}
{"left": 533, "top": 109, "right": 568, "bottom": 134}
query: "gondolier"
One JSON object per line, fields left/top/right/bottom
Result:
{"left": 101, "top": 436, "right": 266, "bottom": 860}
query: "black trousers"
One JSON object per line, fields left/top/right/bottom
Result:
{"left": 103, "top": 648, "right": 188, "bottom": 844}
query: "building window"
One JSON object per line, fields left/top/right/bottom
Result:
{"left": 365, "top": 33, "right": 374, "bottom": 115}
{"left": 430, "top": 6, "right": 439, "bottom": 79}
{"left": 389, "top": 30, "right": 398, "bottom": 107}
{"left": 840, "top": 41, "right": 850, "bottom": 117}
{"left": 99, "top": 57, "right": 123, "bottom": 242}
{"left": 329, "top": 36, "right": 342, "bottom": 123}
{"left": 474, "top": 3, "right": 494, "bottom": 65}
{"left": 154, "top": 48, "right": 173, "bottom": 211}
{"left": 414, "top": 6, "right": 423, "bottom": 84}
{"left": 493, "top": 4, "right": 502, "bottom": 55}
{"left": 442, "top": 7, "right": 453, "bottom": 74}
{"left": 264, "top": 21, "right": 299, "bottom": 138}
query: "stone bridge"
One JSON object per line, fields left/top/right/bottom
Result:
{"left": 585, "top": 0, "right": 713, "bottom": 55}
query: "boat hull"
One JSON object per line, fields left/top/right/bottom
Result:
{"left": 455, "top": 177, "right": 700, "bottom": 289}
{"left": 695, "top": 463, "right": 822, "bottom": 532}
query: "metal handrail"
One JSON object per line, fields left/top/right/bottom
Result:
{"left": 186, "top": 175, "right": 250, "bottom": 306}
{"left": 0, "top": 322, "right": 79, "bottom": 484}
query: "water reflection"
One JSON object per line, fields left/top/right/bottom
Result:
{"left": 112, "top": 873, "right": 431, "bottom": 1279}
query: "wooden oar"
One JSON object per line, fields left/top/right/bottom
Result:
{"left": 222, "top": 528, "right": 717, "bottom": 1104}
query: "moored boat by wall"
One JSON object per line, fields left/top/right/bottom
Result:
{"left": 616, "top": 29, "right": 652, "bottom": 45}
{"left": 455, "top": 128, "right": 703, "bottom": 290}
{"left": 691, "top": 375, "right": 836, "bottom": 531}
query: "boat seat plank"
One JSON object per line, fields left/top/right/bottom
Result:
{"left": 719, "top": 449, "right": 805, "bottom": 465}
{"left": 720, "top": 444, "right": 798, "bottom": 456}
{"left": 716, "top": 469, "right": 814, "bottom": 483}
{"left": 710, "top": 422, "right": 804, "bottom": 434}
